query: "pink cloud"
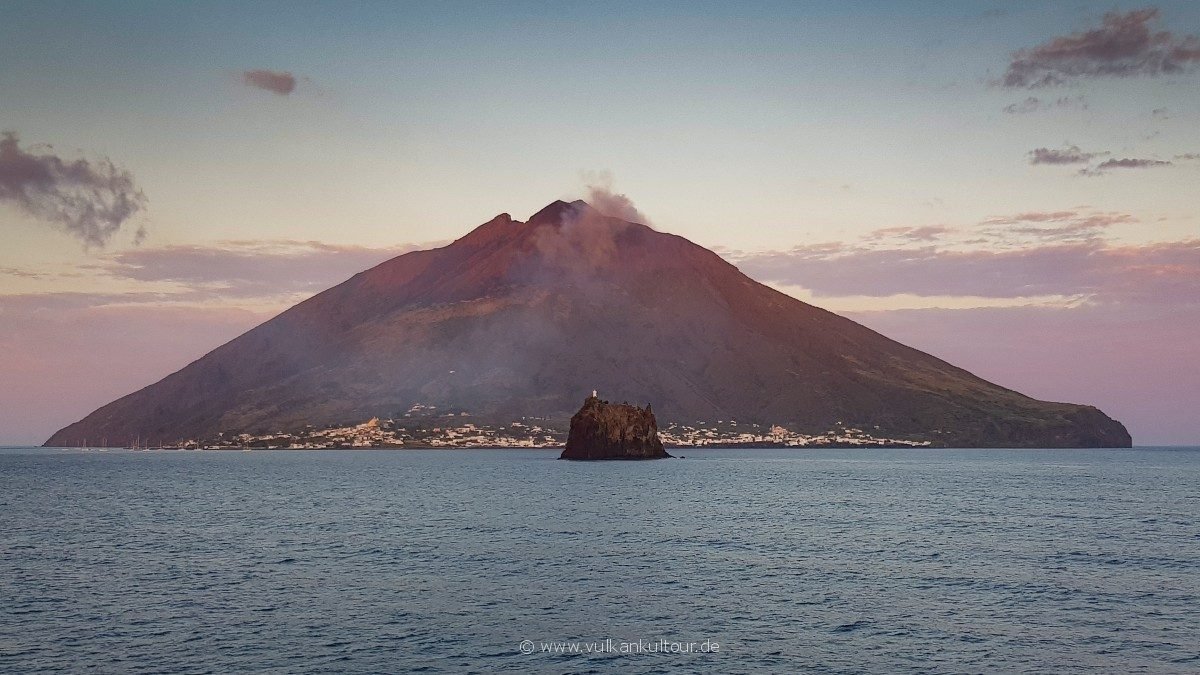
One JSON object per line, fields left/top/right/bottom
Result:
{"left": 735, "top": 210, "right": 1195, "bottom": 302}
{"left": 982, "top": 210, "right": 1082, "bottom": 223}
{"left": 102, "top": 239, "right": 431, "bottom": 299}
{"left": 865, "top": 225, "right": 953, "bottom": 242}
{"left": 979, "top": 211, "right": 1133, "bottom": 242}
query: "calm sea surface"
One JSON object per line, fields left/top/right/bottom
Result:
{"left": 2, "top": 447, "right": 1198, "bottom": 673}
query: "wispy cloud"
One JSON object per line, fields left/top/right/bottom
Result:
{"left": 728, "top": 207, "right": 1197, "bottom": 304}
{"left": 102, "top": 239, "right": 431, "bottom": 300}
{"left": 1003, "top": 95, "right": 1087, "bottom": 114}
{"left": 0, "top": 132, "right": 147, "bottom": 248}
{"left": 1096, "top": 157, "right": 1172, "bottom": 169}
{"left": 1028, "top": 144, "right": 1104, "bottom": 165}
{"left": 1080, "top": 157, "right": 1173, "bottom": 176}
{"left": 1026, "top": 144, "right": 1178, "bottom": 176}
{"left": 979, "top": 210, "right": 1132, "bottom": 243}
{"left": 1003, "top": 8, "right": 1200, "bottom": 88}
{"left": 243, "top": 69, "right": 297, "bottom": 95}
{"left": 738, "top": 238, "right": 1198, "bottom": 302}
{"left": 864, "top": 225, "right": 953, "bottom": 242}
{"left": 0, "top": 266, "right": 45, "bottom": 279}
{"left": 982, "top": 211, "right": 1081, "bottom": 224}
{"left": 981, "top": 210, "right": 1134, "bottom": 229}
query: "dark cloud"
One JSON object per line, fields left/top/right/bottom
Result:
{"left": 243, "top": 69, "right": 297, "bottom": 95}
{"left": 0, "top": 132, "right": 147, "bottom": 248}
{"left": 1003, "top": 8, "right": 1200, "bottom": 88}
{"left": 1028, "top": 144, "right": 1103, "bottom": 165}
{"left": 1080, "top": 157, "right": 1173, "bottom": 175}
{"left": 1026, "top": 148, "right": 1173, "bottom": 177}
{"left": 1097, "top": 157, "right": 1172, "bottom": 169}
{"left": 103, "top": 240, "right": 429, "bottom": 300}
{"left": 1175, "top": 153, "right": 1200, "bottom": 160}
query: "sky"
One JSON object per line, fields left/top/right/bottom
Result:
{"left": 1, "top": 1, "right": 1198, "bottom": 445}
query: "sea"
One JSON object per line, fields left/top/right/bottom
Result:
{"left": 1, "top": 446, "right": 1197, "bottom": 674}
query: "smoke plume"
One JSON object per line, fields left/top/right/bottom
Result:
{"left": 584, "top": 172, "right": 651, "bottom": 225}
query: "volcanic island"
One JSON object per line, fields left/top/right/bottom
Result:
{"left": 46, "top": 199, "right": 1131, "bottom": 450}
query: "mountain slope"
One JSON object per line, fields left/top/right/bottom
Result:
{"left": 47, "top": 200, "right": 1131, "bottom": 448}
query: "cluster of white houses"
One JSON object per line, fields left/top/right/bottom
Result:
{"left": 175, "top": 411, "right": 928, "bottom": 450}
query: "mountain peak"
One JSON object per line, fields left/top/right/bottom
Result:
{"left": 455, "top": 211, "right": 517, "bottom": 247}
{"left": 527, "top": 199, "right": 598, "bottom": 226}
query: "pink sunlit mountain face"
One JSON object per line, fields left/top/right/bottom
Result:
{"left": 46, "top": 200, "right": 1130, "bottom": 449}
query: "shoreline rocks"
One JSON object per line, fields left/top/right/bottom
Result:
{"left": 560, "top": 395, "right": 671, "bottom": 460}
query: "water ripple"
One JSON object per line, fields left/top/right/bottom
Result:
{"left": 1, "top": 447, "right": 1198, "bottom": 673}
